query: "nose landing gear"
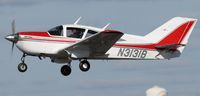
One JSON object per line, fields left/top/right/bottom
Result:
{"left": 18, "top": 63, "right": 27, "bottom": 72}
{"left": 18, "top": 53, "right": 28, "bottom": 72}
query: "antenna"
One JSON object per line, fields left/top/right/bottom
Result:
{"left": 102, "top": 23, "right": 110, "bottom": 30}
{"left": 74, "top": 16, "right": 82, "bottom": 25}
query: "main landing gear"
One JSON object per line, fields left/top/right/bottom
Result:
{"left": 79, "top": 60, "right": 90, "bottom": 72}
{"left": 60, "top": 64, "right": 71, "bottom": 76}
{"left": 18, "top": 53, "right": 28, "bottom": 72}
{"left": 60, "top": 59, "right": 90, "bottom": 76}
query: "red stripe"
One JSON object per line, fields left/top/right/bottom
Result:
{"left": 114, "top": 43, "right": 156, "bottom": 49}
{"left": 19, "top": 32, "right": 51, "bottom": 37}
{"left": 21, "top": 38, "right": 77, "bottom": 43}
{"left": 158, "top": 21, "right": 194, "bottom": 45}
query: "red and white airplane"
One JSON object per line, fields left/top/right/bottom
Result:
{"left": 5, "top": 17, "right": 197, "bottom": 76}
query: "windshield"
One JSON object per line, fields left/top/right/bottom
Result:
{"left": 48, "top": 25, "right": 63, "bottom": 36}
{"left": 67, "top": 27, "right": 85, "bottom": 39}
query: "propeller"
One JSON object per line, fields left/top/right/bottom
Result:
{"left": 12, "top": 20, "right": 15, "bottom": 34}
{"left": 5, "top": 20, "right": 19, "bottom": 55}
{"left": 11, "top": 20, "right": 15, "bottom": 54}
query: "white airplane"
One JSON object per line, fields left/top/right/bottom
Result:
{"left": 5, "top": 17, "right": 197, "bottom": 76}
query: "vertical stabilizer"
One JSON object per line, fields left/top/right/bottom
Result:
{"left": 144, "top": 17, "right": 197, "bottom": 46}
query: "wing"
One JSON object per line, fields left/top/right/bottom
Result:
{"left": 60, "top": 30, "right": 123, "bottom": 58}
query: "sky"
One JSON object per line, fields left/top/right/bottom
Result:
{"left": 0, "top": 0, "right": 200, "bottom": 96}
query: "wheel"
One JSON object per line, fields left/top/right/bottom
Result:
{"left": 61, "top": 65, "right": 71, "bottom": 76}
{"left": 79, "top": 60, "right": 90, "bottom": 72}
{"left": 18, "top": 63, "right": 27, "bottom": 72}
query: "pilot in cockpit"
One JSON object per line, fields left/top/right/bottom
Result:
{"left": 71, "top": 29, "right": 82, "bottom": 38}
{"left": 67, "top": 28, "right": 84, "bottom": 39}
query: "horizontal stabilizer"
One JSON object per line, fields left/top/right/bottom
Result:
{"left": 155, "top": 44, "right": 186, "bottom": 51}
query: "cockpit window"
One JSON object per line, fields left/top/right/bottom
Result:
{"left": 85, "top": 30, "right": 97, "bottom": 38}
{"left": 48, "top": 25, "right": 63, "bottom": 36}
{"left": 67, "top": 27, "right": 85, "bottom": 39}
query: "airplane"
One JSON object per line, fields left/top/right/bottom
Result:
{"left": 5, "top": 17, "right": 197, "bottom": 76}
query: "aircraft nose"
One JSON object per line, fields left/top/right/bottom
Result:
{"left": 5, "top": 34, "right": 19, "bottom": 43}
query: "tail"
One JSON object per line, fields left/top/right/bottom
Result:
{"left": 144, "top": 17, "right": 197, "bottom": 52}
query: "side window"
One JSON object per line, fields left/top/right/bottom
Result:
{"left": 67, "top": 27, "right": 85, "bottom": 39}
{"left": 48, "top": 25, "right": 63, "bottom": 36}
{"left": 85, "top": 30, "right": 97, "bottom": 38}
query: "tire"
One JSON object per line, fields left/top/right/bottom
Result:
{"left": 18, "top": 63, "right": 27, "bottom": 72}
{"left": 61, "top": 65, "right": 71, "bottom": 76}
{"left": 79, "top": 60, "right": 90, "bottom": 72}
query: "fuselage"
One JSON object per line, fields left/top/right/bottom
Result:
{"left": 14, "top": 24, "right": 177, "bottom": 62}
